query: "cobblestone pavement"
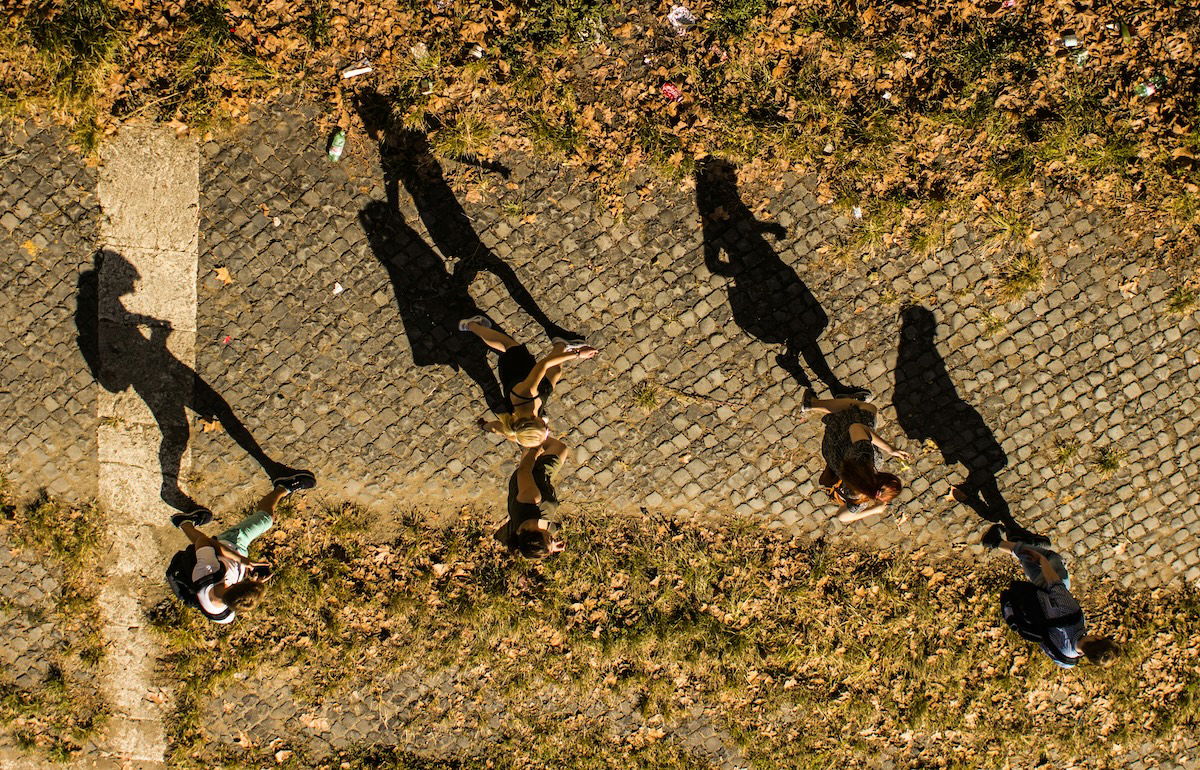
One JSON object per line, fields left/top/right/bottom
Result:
{"left": 0, "top": 527, "right": 104, "bottom": 765}
{"left": 188, "top": 101, "right": 1199, "bottom": 591}
{"left": 0, "top": 124, "right": 100, "bottom": 501}
{"left": 3, "top": 102, "right": 1200, "bottom": 767}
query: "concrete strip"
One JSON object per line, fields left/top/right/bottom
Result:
{"left": 94, "top": 125, "right": 199, "bottom": 766}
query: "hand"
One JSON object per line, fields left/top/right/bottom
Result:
{"left": 760, "top": 221, "right": 787, "bottom": 239}
{"left": 893, "top": 450, "right": 912, "bottom": 462}
{"left": 573, "top": 346, "right": 598, "bottom": 360}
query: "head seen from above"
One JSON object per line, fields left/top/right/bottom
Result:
{"left": 841, "top": 460, "right": 903, "bottom": 504}
{"left": 498, "top": 413, "right": 550, "bottom": 447}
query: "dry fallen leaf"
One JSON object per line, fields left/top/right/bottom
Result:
{"left": 200, "top": 418, "right": 223, "bottom": 433}
{"left": 215, "top": 266, "right": 233, "bottom": 285}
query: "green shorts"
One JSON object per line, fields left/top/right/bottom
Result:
{"left": 214, "top": 510, "right": 273, "bottom": 556}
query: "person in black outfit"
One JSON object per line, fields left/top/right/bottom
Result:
{"left": 459, "top": 315, "right": 596, "bottom": 447}
{"left": 495, "top": 439, "right": 570, "bottom": 558}
{"left": 696, "top": 157, "right": 868, "bottom": 399}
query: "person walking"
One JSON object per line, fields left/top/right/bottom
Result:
{"left": 166, "top": 472, "right": 314, "bottom": 623}
{"left": 494, "top": 439, "right": 570, "bottom": 558}
{"left": 806, "top": 392, "right": 909, "bottom": 522}
{"left": 986, "top": 525, "right": 1120, "bottom": 668}
{"left": 459, "top": 316, "right": 597, "bottom": 447}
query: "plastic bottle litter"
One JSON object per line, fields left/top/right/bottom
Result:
{"left": 340, "top": 59, "right": 372, "bottom": 79}
{"left": 1061, "top": 31, "right": 1079, "bottom": 48}
{"left": 468, "top": 43, "right": 485, "bottom": 58}
{"left": 1134, "top": 75, "right": 1167, "bottom": 97}
{"left": 327, "top": 129, "right": 347, "bottom": 162}
{"left": 662, "top": 83, "right": 683, "bottom": 102}
{"left": 667, "top": 5, "right": 696, "bottom": 35}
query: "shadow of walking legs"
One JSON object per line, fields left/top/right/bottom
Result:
{"left": 696, "top": 157, "right": 865, "bottom": 396}
{"left": 76, "top": 250, "right": 302, "bottom": 514}
{"left": 892, "top": 305, "right": 1045, "bottom": 541}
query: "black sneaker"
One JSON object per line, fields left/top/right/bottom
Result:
{"left": 171, "top": 508, "right": 213, "bottom": 528}
{"left": 272, "top": 471, "right": 316, "bottom": 495}
{"left": 834, "top": 387, "right": 872, "bottom": 402}
{"left": 981, "top": 524, "right": 1005, "bottom": 550}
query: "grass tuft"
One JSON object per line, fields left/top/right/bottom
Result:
{"left": 1049, "top": 437, "right": 1081, "bottom": 471}
{"left": 1166, "top": 287, "right": 1198, "bottom": 315}
{"left": 431, "top": 112, "right": 497, "bottom": 160}
{"left": 995, "top": 251, "right": 1045, "bottom": 299}
{"left": 630, "top": 381, "right": 662, "bottom": 414}
{"left": 1091, "top": 447, "right": 1127, "bottom": 480}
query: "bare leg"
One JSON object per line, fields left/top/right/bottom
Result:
{"left": 466, "top": 321, "right": 518, "bottom": 353}
{"left": 809, "top": 397, "right": 870, "bottom": 416}
{"left": 541, "top": 341, "right": 567, "bottom": 390}
{"left": 257, "top": 486, "right": 289, "bottom": 515}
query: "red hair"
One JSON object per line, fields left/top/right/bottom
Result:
{"left": 841, "top": 462, "right": 903, "bottom": 504}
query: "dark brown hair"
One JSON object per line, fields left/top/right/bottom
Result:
{"left": 841, "top": 461, "right": 903, "bottom": 503}
{"left": 223, "top": 581, "right": 266, "bottom": 613}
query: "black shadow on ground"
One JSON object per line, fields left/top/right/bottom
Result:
{"left": 75, "top": 250, "right": 297, "bottom": 514}
{"left": 354, "top": 92, "right": 508, "bottom": 412}
{"left": 893, "top": 305, "right": 1046, "bottom": 542}
{"left": 695, "top": 157, "right": 864, "bottom": 397}
{"left": 355, "top": 91, "right": 578, "bottom": 347}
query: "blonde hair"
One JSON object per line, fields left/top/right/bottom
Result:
{"left": 496, "top": 413, "right": 547, "bottom": 447}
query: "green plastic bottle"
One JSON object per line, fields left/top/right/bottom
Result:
{"left": 327, "top": 129, "right": 347, "bottom": 162}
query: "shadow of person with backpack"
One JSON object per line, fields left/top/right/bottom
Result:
{"left": 696, "top": 156, "right": 869, "bottom": 400}
{"left": 892, "top": 305, "right": 1046, "bottom": 543}
{"left": 74, "top": 250, "right": 310, "bottom": 515}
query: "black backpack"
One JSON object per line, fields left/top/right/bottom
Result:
{"left": 1000, "top": 580, "right": 1083, "bottom": 665}
{"left": 166, "top": 545, "right": 233, "bottom": 622}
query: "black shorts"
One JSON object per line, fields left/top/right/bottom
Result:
{"left": 498, "top": 345, "right": 553, "bottom": 409}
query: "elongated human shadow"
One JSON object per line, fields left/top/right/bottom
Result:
{"left": 355, "top": 92, "right": 507, "bottom": 412}
{"left": 75, "top": 250, "right": 296, "bottom": 513}
{"left": 696, "top": 157, "right": 864, "bottom": 396}
{"left": 893, "top": 305, "right": 1045, "bottom": 541}
{"left": 397, "top": 118, "right": 579, "bottom": 344}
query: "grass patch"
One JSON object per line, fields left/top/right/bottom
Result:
{"left": 1166, "top": 287, "right": 1198, "bottom": 315}
{"left": 980, "top": 311, "right": 1007, "bottom": 338}
{"left": 629, "top": 381, "right": 662, "bottom": 414}
{"left": 1050, "top": 437, "right": 1081, "bottom": 472}
{"left": 995, "top": 251, "right": 1045, "bottom": 299}
{"left": 1091, "top": 447, "right": 1127, "bottom": 480}
{"left": 153, "top": 500, "right": 1200, "bottom": 768}
{"left": 431, "top": 112, "right": 497, "bottom": 160}
{"left": 0, "top": 482, "right": 108, "bottom": 759}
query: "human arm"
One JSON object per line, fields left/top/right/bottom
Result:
{"left": 758, "top": 220, "right": 786, "bottom": 238}
{"left": 515, "top": 349, "right": 596, "bottom": 397}
{"left": 514, "top": 446, "right": 543, "bottom": 504}
{"left": 836, "top": 502, "right": 887, "bottom": 522}
{"left": 1021, "top": 545, "right": 1065, "bottom": 586}
{"left": 477, "top": 416, "right": 504, "bottom": 435}
{"left": 867, "top": 427, "right": 911, "bottom": 461}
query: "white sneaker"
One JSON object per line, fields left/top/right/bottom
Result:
{"left": 458, "top": 315, "right": 492, "bottom": 332}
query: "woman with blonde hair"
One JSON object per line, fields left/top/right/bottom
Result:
{"left": 459, "top": 316, "right": 597, "bottom": 447}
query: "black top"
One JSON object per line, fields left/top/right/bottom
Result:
{"left": 495, "top": 454, "right": 562, "bottom": 547}
{"left": 497, "top": 345, "right": 553, "bottom": 413}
